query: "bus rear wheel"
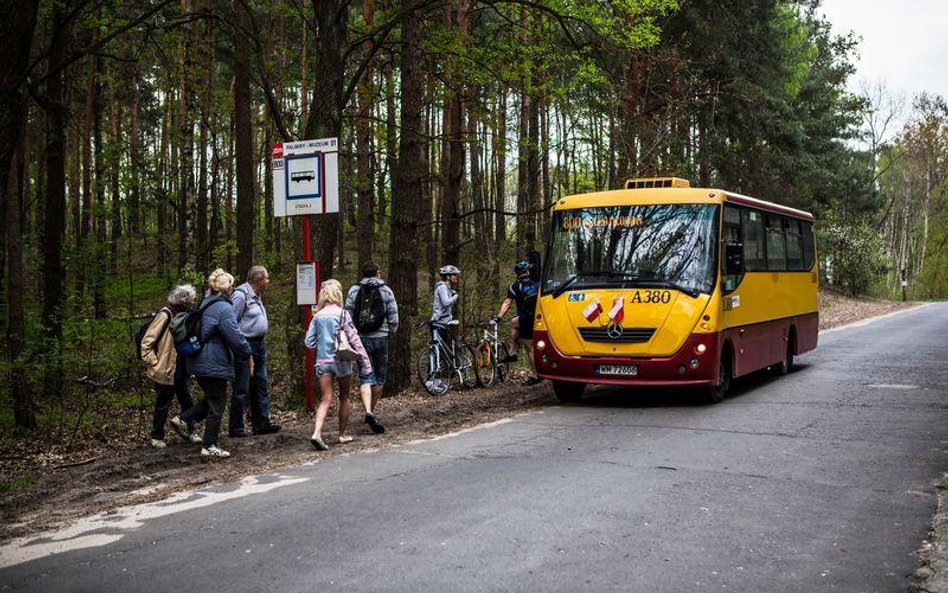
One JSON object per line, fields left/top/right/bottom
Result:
{"left": 773, "top": 337, "right": 795, "bottom": 376}
{"left": 553, "top": 381, "right": 585, "bottom": 403}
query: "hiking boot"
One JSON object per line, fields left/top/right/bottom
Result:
{"left": 150, "top": 438, "right": 167, "bottom": 449}
{"left": 169, "top": 416, "right": 190, "bottom": 440}
{"left": 364, "top": 413, "right": 386, "bottom": 434}
{"left": 200, "top": 444, "right": 231, "bottom": 458}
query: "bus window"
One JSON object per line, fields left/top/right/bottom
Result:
{"left": 722, "top": 205, "right": 743, "bottom": 293}
{"left": 786, "top": 219, "right": 804, "bottom": 270}
{"left": 742, "top": 209, "right": 766, "bottom": 271}
{"left": 765, "top": 215, "right": 787, "bottom": 270}
{"left": 802, "top": 222, "right": 815, "bottom": 270}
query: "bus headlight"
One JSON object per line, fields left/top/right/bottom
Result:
{"left": 536, "top": 339, "right": 546, "bottom": 350}
{"left": 695, "top": 343, "right": 707, "bottom": 355}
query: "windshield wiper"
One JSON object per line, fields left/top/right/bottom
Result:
{"left": 551, "top": 274, "right": 581, "bottom": 298}
{"left": 587, "top": 272, "right": 702, "bottom": 298}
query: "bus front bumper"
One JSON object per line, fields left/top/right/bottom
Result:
{"left": 533, "top": 330, "right": 719, "bottom": 386}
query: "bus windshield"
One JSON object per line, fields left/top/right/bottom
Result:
{"left": 544, "top": 204, "right": 719, "bottom": 297}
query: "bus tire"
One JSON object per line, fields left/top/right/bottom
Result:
{"left": 553, "top": 381, "right": 585, "bottom": 403}
{"left": 774, "top": 331, "right": 795, "bottom": 376}
{"left": 708, "top": 350, "right": 732, "bottom": 404}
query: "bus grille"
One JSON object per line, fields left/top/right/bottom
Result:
{"left": 578, "top": 327, "right": 655, "bottom": 343}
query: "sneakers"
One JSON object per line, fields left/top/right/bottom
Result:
{"left": 254, "top": 424, "right": 282, "bottom": 435}
{"left": 364, "top": 414, "right": 386, "bottom": 434}
{"left": 187, "top": 430, "right": 202, "bottom": 443}
{"left": 310, "top": 435, "right": 329, "bottom": 451}
{"left": 338, "top": 434, "right": 354, "bottom": 444}
{"left": 169, "top": 416, "right": 190, "bottom": 440}
{"left": 524, "top": 376, "right": 542, "bottom": 386}
{"left": 200, "top": 444, "right": 231, "bottom": 458}
{"left": 150, "top": 438, "right": 167, "bottom": 449}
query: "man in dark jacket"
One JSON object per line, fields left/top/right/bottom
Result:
{"left": 171, "top": 269, "right": 252, "bottom": 458}
{"left": 345, "top": 261, "right": 399, "bottom": 434}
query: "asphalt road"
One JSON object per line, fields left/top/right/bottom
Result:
{"left": 2, "top": 303, "right": 947, "bottom": 593}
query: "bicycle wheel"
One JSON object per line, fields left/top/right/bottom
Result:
{"left": 475, "top": 341, "right": 497, "bottom": 387}
{"left": 494, "top": 342, "right": 510, "bottom": 383}
{"left": 416, "top": 344, "right": 451, "bottom": 396}
{"left": 455, "top": 342, "right": 479, "bottom": 389}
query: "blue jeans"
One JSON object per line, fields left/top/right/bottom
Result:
{"left": 229, "top": 338, "right": 271, "bottom": 434}
{"left": 358, "top": 336, "right": 390, "bottom": 385}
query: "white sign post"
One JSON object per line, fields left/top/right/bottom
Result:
{"left": 272, "top": 137, "right": 339, "bottom": 217}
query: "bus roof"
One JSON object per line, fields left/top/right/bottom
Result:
{"left": 553, "top": 187, "right": 814, "bottom": 222}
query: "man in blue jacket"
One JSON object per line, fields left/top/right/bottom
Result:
{"left": 229, "top": 265, "right": 281, "bottom": 437}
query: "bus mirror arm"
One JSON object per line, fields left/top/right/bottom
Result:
{"left": 724, "top": 243, "right": 744, "bottom": 276}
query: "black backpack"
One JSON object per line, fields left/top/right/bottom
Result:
{"left": 169, "top": 296, "right": 224, "bottom": 357}
{"left": 352, "top": 283, "right": 387, "bottom": 333}
{"left": 135, "top": 309, "right": 172, "bottom": 360}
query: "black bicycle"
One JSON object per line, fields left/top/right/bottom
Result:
{"left": 416, "top": 320, "right": 478, "bottom": 395}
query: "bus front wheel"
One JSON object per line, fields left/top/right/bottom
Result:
{"left": 553, "top": 381, "right": 585, "bottom": 403}
{"left": 708, "top": 354, "right": 732, "bottom": 404}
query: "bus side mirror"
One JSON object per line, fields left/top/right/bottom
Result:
{"left": 724, "top": 243, "right": 743, "bottom": 275}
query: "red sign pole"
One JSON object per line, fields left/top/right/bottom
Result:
{"left": 301, "top": 215, "right": 317, "bottom": 412}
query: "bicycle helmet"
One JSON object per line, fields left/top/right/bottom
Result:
{"left": 514, "top": 260, "right": 533, "bottom": 275}
{"left": 439, "top": 264, "right": 461, "bottom": 276}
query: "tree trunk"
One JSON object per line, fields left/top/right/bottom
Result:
{"left": 6, "top": 118, "right": 36, "bottom": 428}
{"left": 129, "top": 74, "right": 141, "bottom": 237}
{"left": 92, "top": 58, "right": 106, "bottom": 319}
{"left": 387, "top": 0, "right": 427, "bottom": 393}
{"left": 109, "top": 94, "right": 122, "bottom": 272}
{"left": 304, "top": 0, "right": 346, "bottom": 278}
{"left": 234, "top": 3, "right": 254, "bottom": 278}
{"left": 42, "top": 5, "right": 69, "bottom": 397}
{"left": 356, "top": 0, "right": 375, "bottom": 264}
{"left": 0, "top": 0, "right": 39, "bottom": 258}
{"left": 196, "top": 4, "right": 212, "bottom": 274}
{"left": 178, "top": 0, "right": 195, "bottom": 271}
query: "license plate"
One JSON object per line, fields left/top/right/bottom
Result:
{"left": 596, "top": 364, "right": 638, "bottom": 376}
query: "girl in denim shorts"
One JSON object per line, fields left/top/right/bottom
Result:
{"left": 304, "top": 279, "right": 372, "bottom": 450}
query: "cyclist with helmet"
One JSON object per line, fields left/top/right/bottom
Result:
{"left": 492, "top": 260, "right": 541, "bottom": 385}
{"left": 431, "top": 264, "right": 461, "bottom": 346}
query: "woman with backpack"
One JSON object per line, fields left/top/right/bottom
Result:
{"left": 170, "top": 269, "right": 252, "bottom": 458}
{"left": 304, "top": 279, "right": 373, "bottom": 451}
{"left": 140, "top": 284, "right": 201, "bottom": 448}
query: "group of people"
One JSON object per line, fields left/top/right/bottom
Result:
{"left": 430, "top": 260, "right": 542, "bottom": 386}
{"left": 140, "top": 266, "right": 283, "bottom": 458}
{"left": 140, "top": 258, "right": 540, "bottom": 458}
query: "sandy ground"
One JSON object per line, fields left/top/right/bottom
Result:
{"left": 0, "top": 292, "right": 919, "bottom": 542}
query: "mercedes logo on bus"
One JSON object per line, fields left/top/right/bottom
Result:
{"left": 607, "top": 323, "right": 624, "bottom": 339}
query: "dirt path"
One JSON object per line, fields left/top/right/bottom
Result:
{"left": 0, "top": 293, "right": 919, "bottom": 541}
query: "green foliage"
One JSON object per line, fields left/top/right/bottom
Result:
{"left": 0, "top": 475, "right": 34, "bottom": 493}
{"left": 819, "top": 212, "right": 888, "bottom": 297}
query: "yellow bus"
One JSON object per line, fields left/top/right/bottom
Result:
{"left": 534, "top": 177, "right": 818, "bottom": 403}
